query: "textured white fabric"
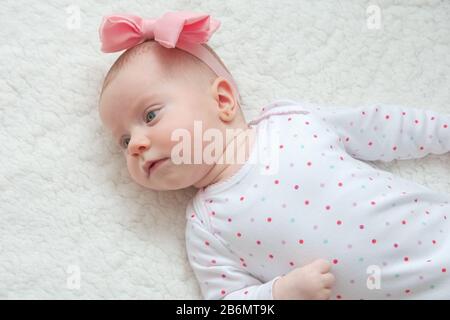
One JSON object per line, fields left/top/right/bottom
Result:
{"left": 185, "top": 100, "right": 450, "bottom": 299}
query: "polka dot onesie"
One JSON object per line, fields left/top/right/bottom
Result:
{"left": 185, "top": 99, "right": 450, "bottom": 300}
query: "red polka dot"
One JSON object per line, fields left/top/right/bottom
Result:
{"left": 274, "top": 180, "right": 279, "bottom": 184}
{"left": 338, "top": 182, "right": 343, "bottom": 187}
{"left": 305, "top": 121, "right": 310, "bottom": 125}
{"left": 268, "top": 254, "right": 274, "bottom": 259}
{"left": 394, "top": 243, "right": 399, "bottom": 248}
{"left": 279, "top": 145, "right": 284, "bottom": 149}
{"left": 221, "top": 290, "right": 226, "bottom": 295}
{"left": 371, "top": 201, "right": 376, "bottom": 206}
{"left": 405, "top": 289, "right": 411, "bottom": 294}
{"left": 305, "top": 200, "right": 310, "bottom": 205}
{"left": 211, "top": 259, "right": 216, "bottom": 264}
{"left": 288, "top": 118, "right": 291, "bottom": 121}
{"left": 228, "top": 218, "right": 232, "bottom": 222}
{"left": 359, "top": 225, "right": 365, "bottom": 230}
{"left": 244, "top": 290, "right": 248, "bottom": 295}
{"left": 267, "top": 217, "right": 272, "bottom": 222}
{"left": 240, "top": 196, "right": 244, "bottom": 201}
{"left": 385, "top": 115, "right": 390, "bottom": 120}
{"left": 419, "top": 146, "right": 424, "bottom": 151}
{"left": 402, "top": 112, "right": 406, "bottom": 116}
{"left": 325, "top": 205, "right": 331, "bottom": 210}
{"left": 337, "top": 220, "right": 342, "bottom": 225}
{"left": 393, "top": 146, "right": 397, "bottom": 151}
{"left": 221, "top": 274, "right": 226, "bottom": 278}
{"left": 294, "top": 184, "right": 299, "bottom": 190}
{"left": 372, "top": 239, "right": 377, "bottom": 244}
{"left": 307, "top": 161, "right": 312, "bottom": 166}
{"left": 289, "top": 261, "right": 295, "bottom": 266}
{"left": 256, "top": 240, "right": 261, "bottom": 245}
{"left": 432, "top": 240, "right": 437, "bottom": 245}
{"left": 402, "top": 220, "right": 407, "bottom": 225}
{"left": 333, "top": 259, "right": 339, "bottom": 264}
{"left": 442, "top": 268, "right": 447, "bottom": 273}
{"left": 205, "top": 241, "right": 210, "bottom": 246}
{"left": 415, "top": 120, "right": 419, "bottom": 124}
{"left": 444, "top": 124, "right": 448, "bottom": 129}
{"left": 362, "top": 111, "right": 366, "bottom": 115}
{"left": 236, "top": 232, "right": 242, "bottom": 237}
{"left": 368, "top": 141, "right": 373, "bottom": 146}
{"left": 298, "top": 239, "right": 304, "bottom": 245}
{"left": 404, "top": 257, "right": 409, "bottom": 262}
{"left": 336, "top": 295, "right": 342, "bottom": 299}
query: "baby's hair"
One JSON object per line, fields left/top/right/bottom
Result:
{"left": 100, "top": 40, "right": 243, "bottom": 108}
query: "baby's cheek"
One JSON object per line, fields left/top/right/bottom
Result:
{"left": 127, "top": 162, "right": 144, "bottom": 184}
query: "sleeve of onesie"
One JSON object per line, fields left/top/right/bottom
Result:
{"left": 185, "top": 217, "right": 282, "bottom": 300}
{"left": 307, "top": 103, "right": 450, "bottom": 162}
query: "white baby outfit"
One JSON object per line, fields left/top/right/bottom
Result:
{"left": 185, "top": 99, "right": 450, "bottom": 300}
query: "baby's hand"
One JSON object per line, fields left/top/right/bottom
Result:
{"left": 272, "top": 259, "right": 335, "bottom": 300}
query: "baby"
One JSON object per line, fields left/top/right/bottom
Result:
{"left": 98, "top": 11, "right": 450, "bottom": 300}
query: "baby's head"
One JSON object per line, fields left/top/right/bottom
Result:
{"left": 98, "top": 40, "right": 248, "bottom": 191}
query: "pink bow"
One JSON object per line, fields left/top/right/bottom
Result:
{"left": 99, "top": 11, "right": 221, "bottom": 53}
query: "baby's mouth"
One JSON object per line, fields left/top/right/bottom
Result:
{"left": 145, "top": 158, "right": 169, "bottom": 178}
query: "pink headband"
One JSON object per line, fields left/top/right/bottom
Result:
{"left": 99, "top": 11, "right": 240, "bottom": 104}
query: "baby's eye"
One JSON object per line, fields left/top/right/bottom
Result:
{"left": 145, "top": 109, "right": 159, "bottom": 123}
{"left": 120, "top": 136, "right": 130, "bottom": 149}
{"left": 119, "top": 108, "right": 161, "bottom": 149}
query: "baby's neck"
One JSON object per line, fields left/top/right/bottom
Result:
{"left": 193, "top": 124, "right": 256, "bottom": 189}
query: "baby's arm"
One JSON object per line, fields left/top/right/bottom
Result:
{"left": 185, "top": 218, "right": 281, "bottom": 299}
{"left": 186, "top": 217, "right": 335, "bottom": 300}
{"left": 306, "top": 103, "right": 449, "bottom": 162}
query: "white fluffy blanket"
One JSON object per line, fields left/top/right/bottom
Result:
{"left": 1, "top": 0, "right": 449, "bottom": 299}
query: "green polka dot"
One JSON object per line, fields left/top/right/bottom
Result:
{"left": 395, "top": 274, "right": 400, "bottom": 278}
{"left": 323, "top": 240, "right": 328, "bottom": 244}
{"left": 430, "top": 285, "right": 435, "bottom": 289}
{"left": 361, "top": 185, "right": 366, "bottom": 189}
{"left": 261, "top": 197, "right": 265, "bottom": 201}
{"left": 359, "top": 257, "right": 364, "bottom": 262}
{"left": 300, "top": 145, "right": 305, "bottom": 149}
{"left": 329, "top": 165, "right": 335, "bottom": 169}
{"left": 290, "top": 218, "right": 295, "bottom": 223}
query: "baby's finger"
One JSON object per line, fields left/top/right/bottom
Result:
{"left": 319, "top": 289, "right": 332, "bottom": 300}
{"left": 322, "top": 273, "right": 336, "bottom": 288}
{"left": 312, "top": 259, "right": 331, "bottom": 273}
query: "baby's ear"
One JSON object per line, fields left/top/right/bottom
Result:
{"left": 211, "top": 77, "right": 239, "bottom": 122}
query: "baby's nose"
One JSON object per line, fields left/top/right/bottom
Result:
{"left": 128, "top": 136, "right": 150, "bottom": 156}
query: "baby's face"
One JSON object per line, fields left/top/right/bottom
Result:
{"left": 99, "top": 54, "right": 227, "bottom": 191}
